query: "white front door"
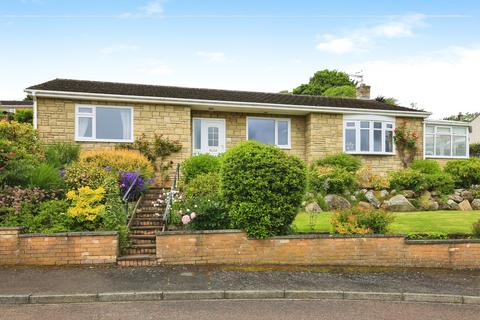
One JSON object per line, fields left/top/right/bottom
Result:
{"left": 193, "top": 118, "right": 226, "bottom": 155}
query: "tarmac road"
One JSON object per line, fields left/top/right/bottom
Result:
{"left": 1, "top": 299, "right": 480, "bottom": 320}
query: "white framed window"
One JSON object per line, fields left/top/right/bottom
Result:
{"left": 75, "top": 104, "right": 133, "bottom": 142}
{"left": 343, "top": 115, "right": 395, "bottom": 155}
{"left": 425, "top": 124, "right": 469, "bottom": 158}
{"left": 246, "top": 117, "right": 291, "bottom": 149}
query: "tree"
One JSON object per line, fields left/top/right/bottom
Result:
{"left": 375, "top": 96, "right": 398, "bottom": 106}
{"left": 293, "top": 69, "right": 356, "bottom": 96}
{"left": 323, "top": 85, "right": 356, "bottom": 98}
{"left": 444, "top": 112, "right": 480, "bottom": 122}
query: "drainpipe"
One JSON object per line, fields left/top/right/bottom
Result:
{"left": 32, "top": 91, "right": 37, "bottom": 129}
{"left": 422, "top": 121, "right": 426, "bottom": 160}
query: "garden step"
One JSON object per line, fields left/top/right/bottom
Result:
{"left": 132, "top": 217, "right": 163, "bottom": 222}
{"left": 131, "top": 239, "right": 156, "bottom": 245}
{"left": 126, "top": 247, "right": 156, "bottom": 255}
{"left": 132, "top": 221, "right": 163, "bottom": 227}
{"left": 130, "top": 234, "right": 156, "bottom": 240}
{"left": 130, "top": 229, "right": 158, "bottom": 236}
{"left": 137, "top": 209, "right": 164, "bottom": 214}
{"left": 117, "top": 254, "right": 157, "bottom": 267}
{"left": 130, "top": 225, "right": 163, "bottom": 230}
{"left": 135, "top": 212, "right": 162, "bottom": 218}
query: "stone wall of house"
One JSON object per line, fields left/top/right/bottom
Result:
{"left": 191, "top": 110, "right": 306, "bottom": 161}
{"left": 156, "top": 230, "right": 480, "bottom": 269}
{"left": 36, "top": 98, "right": 192, "bottom": 181}
{"left": 0, "top": 228, "right": 118, "bottom": 266}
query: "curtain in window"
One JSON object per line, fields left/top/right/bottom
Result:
{"left": 119, "top": 109, "right": 131, "bottom": 139}
{"left": 78, "top": 117, "right": 91, "bottom": 138}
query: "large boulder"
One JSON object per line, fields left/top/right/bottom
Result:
{"left": 357, "top": 201, "right": 373, "bottom": 210}
{"left": 437, "top": 199, "right": 450, "bottom": 210}
{"left": 447, "top": 199, "right": 460, "bottom": 210}
{"left": 448, "top": 194, "right": 464, "bottom": 203}
{"left": 382, "top": 195, "right": 416, "bottom": 212}
{"left": 461, "top": 190, "right": 474, "bottom": 202}
{"left": 471, "top": 199, "right": 480, "bottom": 210}
{"left": 458, "top": 199, "right": 473, "bottom": 211}
{"left": 402, "top": 190, "right": 415, "bottom": 198}
{"left": 365, "top": 190, "right": 381, "bottom": 209}
{"left": 325, "top": 194, "right": 351, "bottom": 211}
{"left": 305, "top": 201, "right": 322, "bottom": 213}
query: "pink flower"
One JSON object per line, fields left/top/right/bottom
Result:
{"left": 181, "top": 215, "right": 191, "bottom": 225}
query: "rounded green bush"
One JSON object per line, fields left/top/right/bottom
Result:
{"left": 444, "top": 158, "right": 480, "bottom": 188}
{"left": 316, "top": 153, "right": 361, "bottom": 173}
{"left": 409, "top": 159, "right": 441, "bottom": 174}
{"left": 220, "top": 141, "right": 306, "bottom": 238}
{"left": 181, "top": 154, "right": 221, "bottom": 183}
{"left": 389, "top": 168, "right": 454, "bottom": 194}
{"left": 183, "top": 172, "right": 220, "bottom": 200}
{"left": 308, "top": 165, "right": 357, "bottom": 195}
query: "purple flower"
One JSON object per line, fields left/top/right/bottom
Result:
{"left": 181, "top": 215, "right": 191, "bottom": 225}
{"left": 119, "top": 172, "right": 148, "bottom": 200}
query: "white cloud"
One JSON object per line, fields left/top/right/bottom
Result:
{"left": 137, "top": 58, "right": 174, "bottom": 76}
{"left": 196, "top": 51, "right": 229, "bottom": 63}
{"left": 316, "top": 13, "right": 427, "bottom": 54}
{"left": 139, "top": 0, "right": 165, "bottom": 15}
{"left": 348, "top": 46, "right": 480, "bottom": 118}
{"left": 99, "top": 45, "right": 139, "bottom": 55}
{"left": 316, "top": 35, "right": 355, "bottom": 54}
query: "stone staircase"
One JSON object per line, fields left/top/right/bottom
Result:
{"left": 117, "top": 187, "right": 167, "bottom": 267}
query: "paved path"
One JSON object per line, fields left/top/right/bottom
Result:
{"left": 2, "top": 299, "right": 480, "bottom": 320}
{"left": 1, "top": 265, "right": 479, "bottom": 296}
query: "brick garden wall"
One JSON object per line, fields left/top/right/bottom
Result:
{"left": 0, "top": 228, "right": 118, "bottom": 266}
{"left": 156, "top": 230, "right": 480, "bottom": 269}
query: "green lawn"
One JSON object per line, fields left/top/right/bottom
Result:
{"left": 292, "top": 211, "right": 480, "bottom": 234}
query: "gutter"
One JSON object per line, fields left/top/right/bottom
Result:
{"left": 24, "top": 89, "right": 432, "bottom": 118}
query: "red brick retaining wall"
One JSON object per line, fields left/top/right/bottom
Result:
{"left": 0, "top": 227, "right": 118, "bottom": 266}
{"left": 156, "top": 230, "right": 480, "bottom": 269}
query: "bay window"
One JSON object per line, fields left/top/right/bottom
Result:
{"left": 425, "top": 124, "right": 469, "bottom": 158}
{"left": 247, "top": 117, "right": 291, "bottom": 149}
{"left": 75, "top": 104, "right": 133, "bottom": 142}
{"left": 344, "top": 115, "right": 395, "bottom": 154}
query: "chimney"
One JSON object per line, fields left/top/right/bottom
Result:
{"left": 356, "top": 84, "right": 371, "bottom": 100}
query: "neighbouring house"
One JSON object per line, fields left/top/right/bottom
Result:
{"left": 0, "top": 100, "right": 33, "bottom": 114}
{"left": 470, "top": 115, "right": 480, "bottom": 144}
{"left": 24, "top": 79, "right": 471, "bottom": 175}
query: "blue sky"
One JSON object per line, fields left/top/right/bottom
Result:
{"left": 1, "top": 0, "right": 480, "bottom": 117}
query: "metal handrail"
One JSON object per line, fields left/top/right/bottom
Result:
{"left": 162, "top": 163, "right": 180, "bottom": 231}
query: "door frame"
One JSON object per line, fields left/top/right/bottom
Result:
{"left": 192, "top": 117, "right": 227, "bottom": 155}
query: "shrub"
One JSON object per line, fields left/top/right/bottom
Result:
{"left": 25, "top": 163, "right": 65, "bottom": 191}
{"left": 409, "top": 159, "right": 441, "bottom": 174}
{"left": 0, "top": 120, "right": 40, "bottom": 154}
{"left": 316, "top": 153, "right": 361, "bottom": 173}
{"left": 44, "top": 142, "right": 80, "bottom": 169}
{"left": 100, "top": 196, "right": 129, "bottom": 251}
{"left": 331, "top": 207, "right": 394, "bottom": 235}
{"left": 182, "top": 154, "right": 222, "bottom": 183}
{"left": 406, "top": 232, "right": 448, "bottom": 240}
{"left": 179, "top": 197, "right": 230, "bottom": 230}
{"left": 473, "top": 220, "right": 480, "bottom": 238}
{"left": 394, "top": 120, "right": 419, "bottom": 168}
{"left": 30, "top": 200, "right": 73, "bottom": 233}
{"left": 470, "top": 144, "right": 480, "bottom": 158}
{"left": 221, "top": 141, "right": 306, "bottom": 238}
{"left": 444, "top": 158, "right": 480, "bottom": 188}
{"left": 79, "top": 149, "right": 154, "bottom": 178}
{"left": 63, "top": 162, "right": 119, "bottom": 197}
{"left": 0, "top": 186, "right": 59, "bottom": 214}
{"left": 14, "top": 110, "right": 33, "bottom": 124}
{"left": 389, "top": 168, "right": 454, "bottom": 194}
{"left": 356, "top": 165, "right": 390, "bottom": 190}
{"left": 66, "top": 186, "right": 106, "bottom": 223}
{"left": 183, "top": 172, "right": 220, "bottom": 200}
{"left": 308, "top": 165, "right": 357, "bottom": 195}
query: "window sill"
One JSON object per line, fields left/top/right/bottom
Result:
{"left": 425, "top": 155, "right": 469, "bottom": 159}
{"left": 345, "top": 151, "right": 395, "bottom": 156}
{"left": 75, "top": 138, "right": 134, "bottom": 143}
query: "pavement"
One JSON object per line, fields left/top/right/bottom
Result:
{"left": 2, "top": 299, "right": 480, "bottom": 320}
{"left": 1, "top": 265, "right": 480, "bottom": 296}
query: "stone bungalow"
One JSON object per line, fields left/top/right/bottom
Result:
{"left": 24, "top": 79, "right": 471, "bottom": 175}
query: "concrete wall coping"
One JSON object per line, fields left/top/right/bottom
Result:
{"left": 405, "top": 239, "right": 480, "bottom": 245}
{"left": 19, "top": 231, "right": 118, "bottom": 238}
{"left": 0, "top": 227, "right": 23, "bottom": 231}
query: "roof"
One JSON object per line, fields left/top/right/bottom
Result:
{"left": 27, "top": 78, "right": 424, "bottom": 114}
{"left": 0, "top": 100, "right": 33, "bottom": 106}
